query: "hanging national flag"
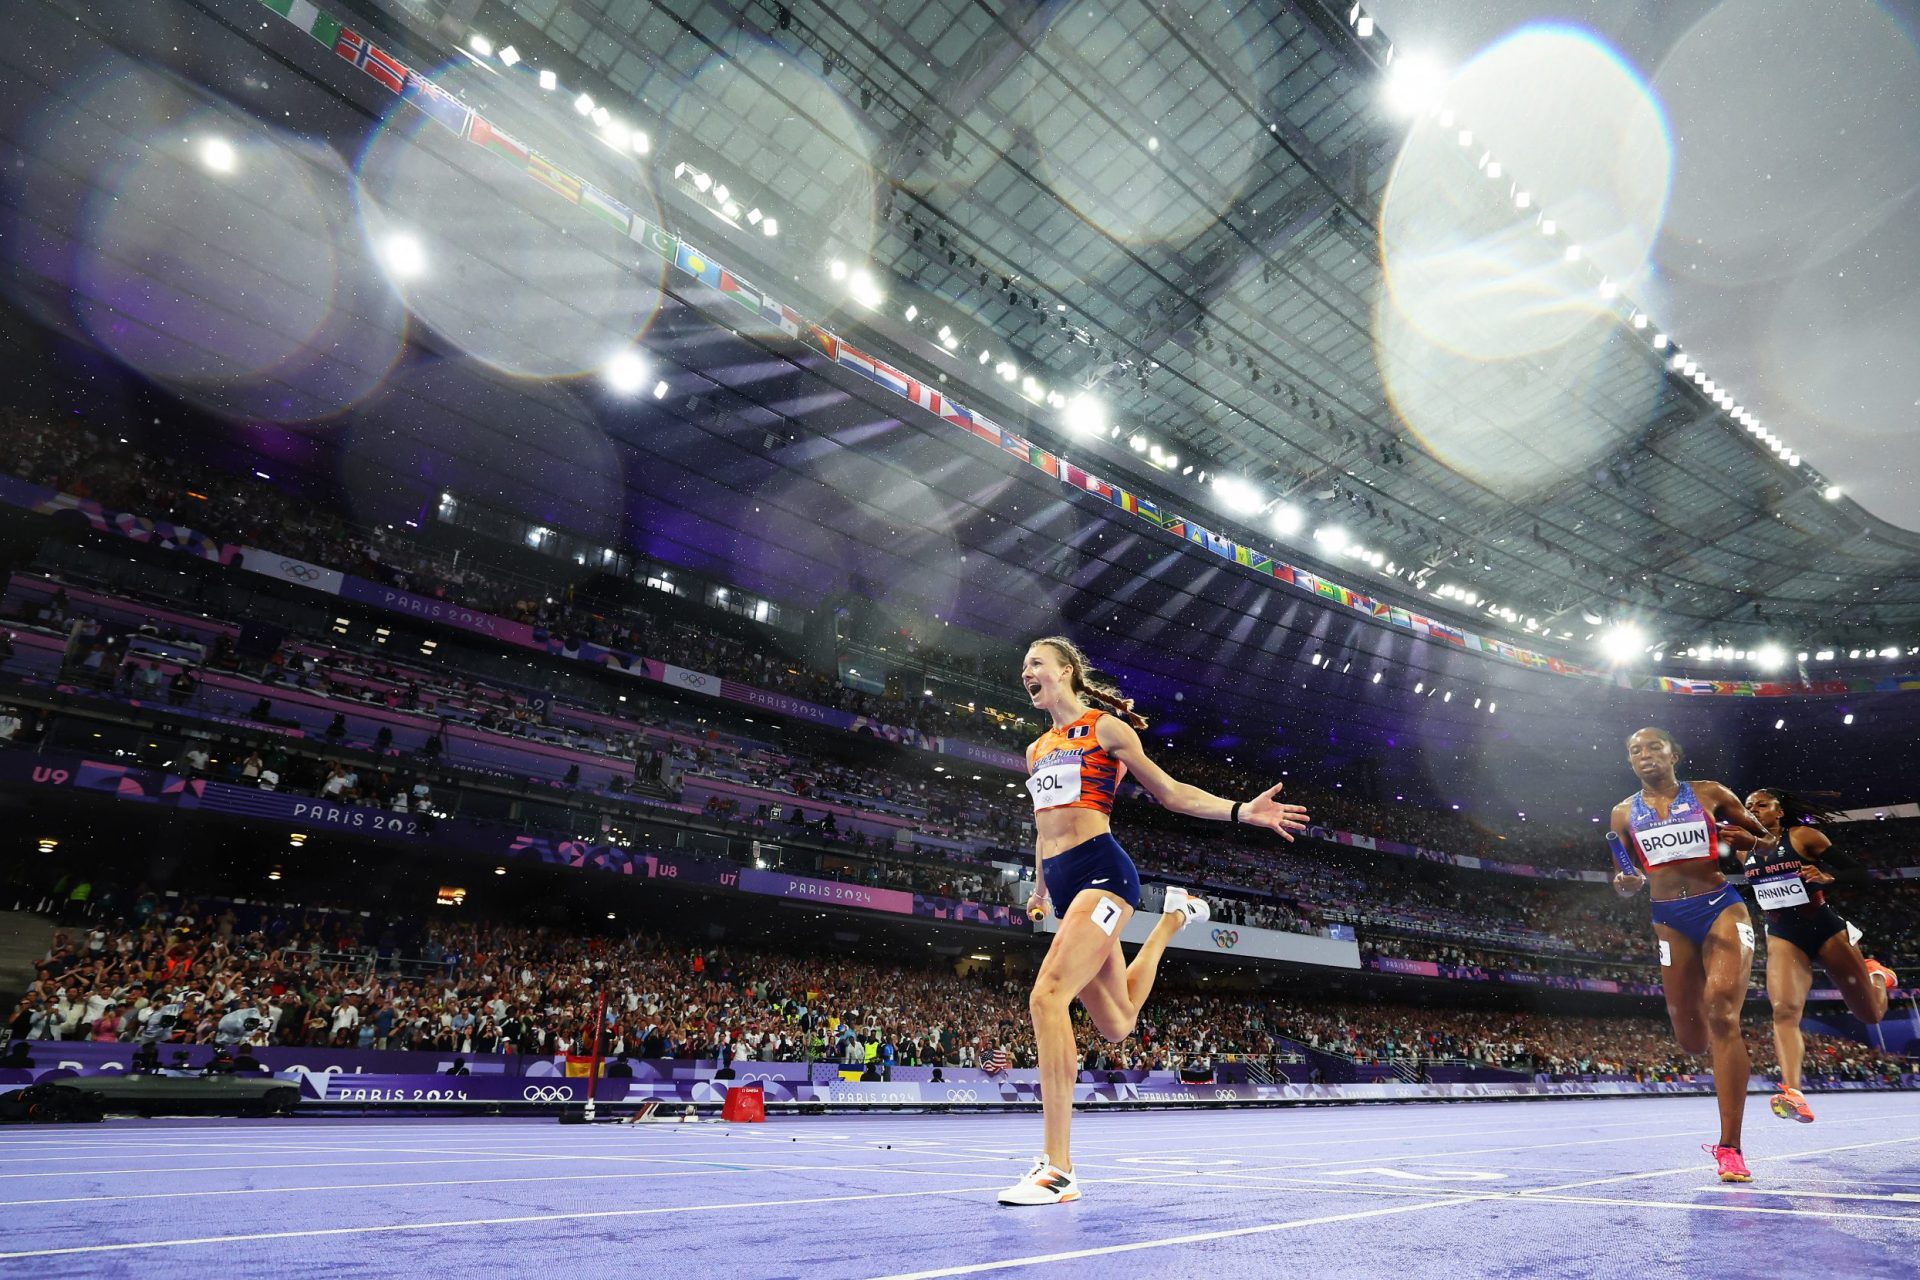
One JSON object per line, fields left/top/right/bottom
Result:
{"left": 908, "top": 380, "right": 943, "bottom": 418}
{"left": 1026, "top": 445, "right": 1060, "bottom": 478}
{"left": 629, "top": 217, "right": 678, "bottom": 264}
{"left": 334, "top": 27, "right": 410, "bottom": 95}
{"left": 578, "top": 182, "right": 633, "bottom": 233}
{"left": 1388, "top": 606, "right": 1412, "bottom": 628}
{"left": 864, "top": 356, "right": 912, "bottom": 399}
{"left": 528, "top": 153, "right": 583, "bottom": 203}
{"left": 717, "top": 273, "right": 763, "bottom": 316}
{"left": 400, "top": 73, "right": 472, "bottom": 138}
{"left": 1313, "top": 579, "right": 1351, "bottom": 606}
{"left": 1233, "top": 544, "right": 1273, "bottom": 574}
{"left": 674, "top": 241, "right": 725, "bottom": 289}
{"left": 469, "top": 117, "right": 528, "bottom": 166}
{"left": 759, "top": 295, "right": 802, "bottom": 338}
{"left": 1189, "top": 525, "right": 1232, "bottom": 557}
{"left": 260, "top": 0, "right": 342, "bottom": 49}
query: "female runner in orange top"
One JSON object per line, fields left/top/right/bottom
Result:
{"left": 998, "top": 636, "right": 1308, "bottom": 1206}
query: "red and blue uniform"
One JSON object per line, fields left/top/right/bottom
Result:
{"left": 1628, "top": 781, "right": 1742, "bottom": 948}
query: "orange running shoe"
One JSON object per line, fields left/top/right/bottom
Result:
{"left": 1704, "top": 1144, "right": 1753, "bottom": 1183}
{"left": 1865, "top": 960, "right": 1899, "bottom": 991}
{"left": 1770, "top": 1087, "right": 1815, "bottom": 1124}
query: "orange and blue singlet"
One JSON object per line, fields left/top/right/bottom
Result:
{"left": 1025, "top": 708, "right": 1125, "bottom": 817}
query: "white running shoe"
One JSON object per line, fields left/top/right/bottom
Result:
{"left": 998, "top": 1156, "right": 1081, "bottom": 1206}
{"left": 1162, "top": 886, "right": 1211, "bottom": 928}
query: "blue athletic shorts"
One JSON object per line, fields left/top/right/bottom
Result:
{"left": 1649, "top": 883, "right": 1745, "bottom": 948}
{"left": 1041, "top": 833, "right": 1142, "bottom": 919}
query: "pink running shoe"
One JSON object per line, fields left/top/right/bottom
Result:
{"left": 1770, "top": 1087, "right": 1815, "bottom": 1124}
{"left": 1704, "top": 1144, "right": 1752, "bottom": 1183}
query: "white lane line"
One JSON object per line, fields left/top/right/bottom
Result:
{"left": 1698, "top": 1186, "right": 1920, "bottom": 1205}
{"left": 868, "top": 1196, "right": 1494, "bottom": 1279}
{"left": 1520, "top": 1191, "right": 1920, "bottom": 1223}
{"left": 0, "top": 1156, "right": 592, "bottom": 1180}
{"left": 0, "top": 1173, "right": 1200, "bottom": 1259}
{"left": 0, "top": 1185, "right": 1005, "bottom": 1258}
{"left": 0, "top": 1162, "right": 1016, "bottom": 1207}
{"left": 1510, "top": 1135, "right": 1920, "bottom": 1196}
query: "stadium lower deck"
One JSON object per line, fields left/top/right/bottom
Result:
{"left": 3, "top": 1095, "right": 1918, "bottom": 1277}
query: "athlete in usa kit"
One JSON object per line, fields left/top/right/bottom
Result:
{"left": 998, "top": 636, "right": 1309, "bottom": 1206}
{"left": 1737, "top": 787, "right": 1897, "bottom": 1125}
{"left": 1610, "top": 727, "right": 1779, "bottom": 1183}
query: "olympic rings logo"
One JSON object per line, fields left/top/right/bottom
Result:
{"left": 1210, "top": 929, "right": 1240, "bottom": 949}
{"left": 521, "top": 1084, "right": 576, "bottom": 1102}
{"left": 735, "top": 1072, "right": 781, "bottom": 1083}
{"left": 944, "top": 1088, "right": 980, "bottom": 1102}
{"left": 278, "top": 561, "right": 323, "bottom": 582}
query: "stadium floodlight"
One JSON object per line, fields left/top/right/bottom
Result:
{"left": 1754, "top": 643, "right": 1787, "bottom": 672}
{"left": 199, "top": 137, "right": 237, "bottom": 174}
{"left": 574, "top": 93, "right": 595, "bottom": 116}
{"left": 379, "top": 232, "right": 427, "bottom": 280}
{"left": 1212, "top": 475, "right": 1264, "bottom": 516}
{"left": 1383, "top": 54, "right": 1445, "bottom": 115}
{"left": 1599, "top": 624, "right": 1645, "bottom": 663}
{"left": 1062, "top": 394, "right": 1107, "bottom": 437}
{"left": 602, "top": 349, "right": 648, "bottom": 395}
{"left": 1270, "top": 502, "right": 1305, "bottom": 536}
{"left": 468, "top": 34, "right": 493, "bottom": 56}
{"left": 539, "top": 69, "right": 557, "bottom": 90}
{"left": 498, "top": 46, "right": 520, "bottom": 67}
{"left": 1823, "top": 484, "right": 1842, "bottom": 501}
{"left": 762, "top": 218, "right": 778, "bottom": 237}
{"left": 1312, "top": 524, "right": 1350, "bottom": 554}
{"left": 849, "top": 269, "right": 884, "bottom": 309}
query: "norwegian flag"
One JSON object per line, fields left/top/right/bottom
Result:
{"left": 335, "top": 28, "right": 410, "bottom": 95}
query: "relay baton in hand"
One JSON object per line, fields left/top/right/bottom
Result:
{"left": 1605, "top": 831, "right": 1637, "bottom": 876}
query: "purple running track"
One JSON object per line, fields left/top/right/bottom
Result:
{"left": 1, "top": 1094, "right": 1917, "bottom": 1278}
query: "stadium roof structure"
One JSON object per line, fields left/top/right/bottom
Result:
{"left": 6, "top": 0, "right": 1917, "bottom": 732}
{"left": 411, "top": 0, "right": 1920, "bottom": 654}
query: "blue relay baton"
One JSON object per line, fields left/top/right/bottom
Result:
{"left": 1605, "top": 831, "right": 1637, "bottom": 876}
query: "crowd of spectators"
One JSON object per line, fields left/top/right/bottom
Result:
{"left": 0, "top": 411, "right": 1677, "bottom": 873}
{"left": 5, "top": 413, "right": 1920, "bottom": 981}
{"left": 11, "top": 890, "right": 1910, "bottom": 1085}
